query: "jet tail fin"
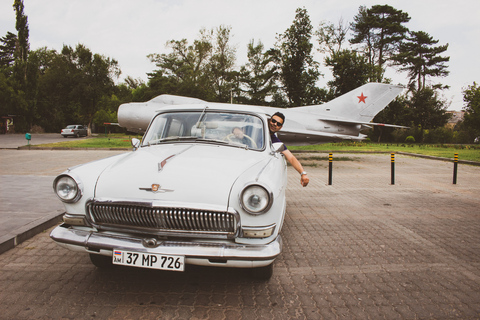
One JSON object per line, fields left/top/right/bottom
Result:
{"left": 298, "top": 83, "right": 404, "bottom": 123}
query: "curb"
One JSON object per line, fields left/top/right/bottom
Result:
{"left": 0, "top": 213, "right": 63, "bottom": 255}
{"left": 17, "top": 146, "right": 131, "bottom": 151}
{"left": 396, "top": 151, "right": 480, "bottom": 166}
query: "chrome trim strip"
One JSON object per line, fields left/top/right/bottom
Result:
{"left": 50, "top": 224, "right": 282, "bottom": 261}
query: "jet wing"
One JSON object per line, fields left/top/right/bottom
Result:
{"left": 277, "top": 128, "right": 366, "bottom": 145}
{"left": 320, "top": 118, "right": 409, "bottom": 129}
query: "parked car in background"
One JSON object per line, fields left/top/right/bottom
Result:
{"left": 61, "top": 125, "right": 88, "bottom": 138}
{"left": 50, "top": 104, "right": 288, "bottom": 279}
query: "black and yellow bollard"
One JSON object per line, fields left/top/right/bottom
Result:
{"left": 391, "top": 153, "right": 395, "bottom": 185}
{"left": 453, "top": 153, "right": 458, "bottom": 184}
{"left": 328, "top": 153, "right": 333, "bottom": 185}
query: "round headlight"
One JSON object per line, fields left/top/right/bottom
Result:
{"left": 240, "top": 184, "right": 272, "bottom": 214}
{"left": 54, "top": 175, "right": 82, "bottom": 203}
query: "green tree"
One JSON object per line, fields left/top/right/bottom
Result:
{"left": 161, "top": 35, "right": 213, "bottom": 98}
{"left": 371, "top": 95, "right": 410, "bottom": 142}
{"left": 406, "top": 87, "right": 450, "bottom": 141}
{"left": 317, "top": 19, "right": 367, "bottom": 99}
{"left": 0, "top": 0, "right": 32, "bottom": 132}
{"left": 94, "top": 94, "right": 122, "bottom": 131}
{"left": 237, "top": 40, "right": 278, "bottom": 105}
{"left": 116, "top": 76, "right": 153, "bottom": 103}
{"left": 148, "top": 26, "right": 236, "bottom": 102}
{"left": 462, "top": 82, "right": 480, "bottom": 140}
{"left": 35, "top": 44, "right": 120, "bottom": 133}
{"left": 145, "top": 69, "right": 178, "bottom": 100}
{"left": 316, "top": 19, "right": 349, "bottom": 55}
{"left": 208, "top": 26, "right": 237, "bottom": 102}
{"left": 393, "top": 30, "right": 449, "bottom": 91}
{"left": 325, "top": 49, "right": 370, "bottom": 97}
{"left": 0, "top": 72, "right": 22, "bottom": 128}
{"left": 64, "top": 44, "right": 120, "bottom": 134}
{"left": 350, "top": 5, "right": 410, "bottom": 82}
{"left": 0, "top": 32, "right": 18, "bottom": 124}
{"left": 28, "top": 47, "right": 68, "bottom": 131}
{"left": 0, "top": 32, "right": 17, "bottom": 73}
{"left": 273, "top": 7, "right": 321, "bottom": 106}
{"left": 124, "top": 76, "right": 144, "bottom": 90}
{"left": 13, "top": 0, "right": 29, "bottom": 83}
{"left": 34, "top": 48, "right": 76, "bottom": 131}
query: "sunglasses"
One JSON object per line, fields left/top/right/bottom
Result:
{"left": 270, "top": 118, "right": 283, "bottom": 127}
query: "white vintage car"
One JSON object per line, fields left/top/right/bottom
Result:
{"left": 50, "top": 104, "right": 287, "bottom": 279}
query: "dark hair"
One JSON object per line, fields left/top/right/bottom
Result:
{"left": 272, "top": 112, "right": 285, "bottom": 124}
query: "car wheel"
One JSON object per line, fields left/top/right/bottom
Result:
{"left": 251, "top": 263, "right": 273, "bottom": 280}
{"left": 75, "top": 132, "right": 80, "bottom": 138}
{"left": 89, "top": 253, "right": 113, "bottom": 268}
{"left": 63, "top": 136, "right": 67, "bottom": 138}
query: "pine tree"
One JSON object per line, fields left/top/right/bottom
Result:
{"left": 393, "top": 31, "right": 449, "bottom": 91}
{"left": 350, "top": 5, "right": 410, "bottom": 82}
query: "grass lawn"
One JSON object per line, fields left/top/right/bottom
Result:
{"left": 290, "top": 142, "right": 480, "bottom": 162}
{"left": 37, "top": 134, "right": 142, "bottom": 149}
{"left": 36, "top": 135, "right": 480, "bottom": 162}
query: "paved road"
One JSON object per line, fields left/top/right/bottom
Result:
{"left": 0, "top": 150, "right": 479, "bottom": 319}
{"left": 0, "top": 133, "right": 91, "bottom": 149}
{"left": 0, "top": 149, "right": 126, "bottom": 253}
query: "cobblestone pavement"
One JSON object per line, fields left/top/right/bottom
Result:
{"left": 1, "top": 152, "right": 479, "bottom": 319}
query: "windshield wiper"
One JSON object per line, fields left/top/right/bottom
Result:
{"left": 195, "top": 138, "right": 230, "bottom": 145}
{"left": 147, "top": 136, "right": 198, "bottom": 146}
{"left": 195, "top": 138, "right": 252, "bottom": 149}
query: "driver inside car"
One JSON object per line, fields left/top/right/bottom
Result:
{"left": 226, "top": 127, "right": 256, "bottom": 148}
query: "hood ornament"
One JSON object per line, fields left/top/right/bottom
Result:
{"left": 139, "top": 184, "right": 174, "bottom": 193}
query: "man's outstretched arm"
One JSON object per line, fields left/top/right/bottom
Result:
{"left": 282, "top": 149, "right": 309, "bottom": 187}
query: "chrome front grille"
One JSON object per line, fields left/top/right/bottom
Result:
{"left": 86, "top": 200, "right": 238, "bottom": 238}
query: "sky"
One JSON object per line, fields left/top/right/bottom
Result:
{"left": 1, "top": 0, "right": 479, "bottom": 111}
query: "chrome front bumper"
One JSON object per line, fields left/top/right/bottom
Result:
{"left": 50, "top": 224, "right": 282, "bottom": 268}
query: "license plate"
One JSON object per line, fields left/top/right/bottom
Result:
{"left": 112, "top": 249, "right": 185, "bottom": 271}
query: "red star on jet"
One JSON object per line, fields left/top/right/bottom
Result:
{"left": 357, "top": 92, "right": 367, "bottom": 103}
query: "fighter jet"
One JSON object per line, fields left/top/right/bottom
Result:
{"left": 117, "top": 82, "right": 405, "bottom": 144}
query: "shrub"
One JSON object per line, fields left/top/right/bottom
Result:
{"left": 405, "top": 136, "right": 415, "bottom": 143}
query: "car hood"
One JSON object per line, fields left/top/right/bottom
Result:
{"left": 94, "top": 143, "right": 267, "bottom": 210}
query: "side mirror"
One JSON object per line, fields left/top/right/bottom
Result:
{"left": 272, "top": 142, "right": 286, "bottom": 153}
{"left": 131, "top": 138, "right": 140, "bottom": 150}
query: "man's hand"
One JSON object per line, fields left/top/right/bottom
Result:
{"left": 301, "top": 174, "right": 309, "bottom": 187}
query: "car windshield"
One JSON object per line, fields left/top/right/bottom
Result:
{"left": 66, "top": 125, "right": 75, "bottom": 129}
{"left": 142, "top": 111, "right": 265, "bottom": 150}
